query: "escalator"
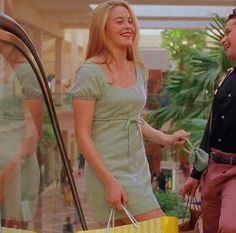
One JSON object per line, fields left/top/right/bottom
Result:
{"left": 0, "top": 13, "right": 87, "bottom": 233}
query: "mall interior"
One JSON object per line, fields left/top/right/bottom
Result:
{"left": 0, "top": 1, "right": 235, "bottom": 232}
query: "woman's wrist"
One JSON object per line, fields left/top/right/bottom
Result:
{"left": 163, "top": 134, "right": 174, "bottom": 146}
{"left": 103, "top": 174, "right": 116, "bottom": 187}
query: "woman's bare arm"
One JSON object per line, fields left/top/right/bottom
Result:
{"left": 141, "top": 120, "right": 189, "bottom": 146}
{"left": 72, "top": 98, "right": 128, "bottom": 210}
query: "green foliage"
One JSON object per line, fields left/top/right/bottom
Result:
{"left": 148, "top": 15, "right": 235, "bottom": 146}
{"left": 161, "top": 29, "right": 206, "bottom": 70}
{"left": 206, "top": 15, "right": 225, "bottom": 47}
{"left": 178, "top": 118, "right": 207, "bottom": 146}
{"left": 40, "top": 112, "right": 56, "bottom": 148}
{"left": 41, "top": 124, "right": 56, "bottom": 147}
{"left": 63, "top": 93, "right": 73, "bottom": 110}
{"left": 154, "top": 190, "right": 186, "bottom": 218}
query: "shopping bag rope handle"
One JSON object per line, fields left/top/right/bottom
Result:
{"left": 182, "top": 195, "right": 190, "bottom": 224}
{"left": 182, "top": 196, "right": 201, "bottom": 224}
{"left": 192, "top": 197, "right": 201, "bottom": 211}
{"left": 107, "top": 208, "right": 115, "bottom": 229}
{"left": 121, "top": 204, "right": 139, "bottom": 227}
{"left": 183, "top": 138, "right": 195, "bottom": 154}
{"left": 106, "top": 205, "right": 139, "bottom": 229}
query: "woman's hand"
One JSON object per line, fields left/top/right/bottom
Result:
{"left": 168, "top": 130, "right": 190, "bottom": 146}
{"left": 182, "top": 177, "right": 199, "bottom": 200}
{"left": 105, "top": 178, "right": 128, "bottom": 211}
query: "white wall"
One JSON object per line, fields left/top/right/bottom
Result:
{"left": 140, "top": 48, "right": 170, "bottom": 71}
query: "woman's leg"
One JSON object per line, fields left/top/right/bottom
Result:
{"left": 114, "top": 208, "right": 165, "bottom": 226}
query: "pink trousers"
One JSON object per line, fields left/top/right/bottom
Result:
{"left": 200, "top": 160, "right": 236, "bottom": 233}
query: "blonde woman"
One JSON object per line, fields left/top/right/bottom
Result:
{"left": 72, "top": 0, "right": 189, "bottom": 226}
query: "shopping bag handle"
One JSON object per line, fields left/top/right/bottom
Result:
{"left": 183, "top": 138, "right": 195, "bottom": 154}
{"left": 182, "top": 196, "right": 200, "bottom": 224}
{"left": 191, "top": 198, "right": 201, "bottom": 212}
{"left": 106, "top": 208, "right": 115, "bottom": 229}
{"left": 106, "top": 205, "right": 139, "bottom": 229}
{"left": 121, "top": 204, "right": 139, "bottom": 227}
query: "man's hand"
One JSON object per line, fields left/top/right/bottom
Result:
{"left": 182, "top": 177, "right": 199, "bottom": 200}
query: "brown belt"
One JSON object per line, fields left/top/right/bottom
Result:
{"left": 211, "top": 148, "right": 236, "bottom": 165}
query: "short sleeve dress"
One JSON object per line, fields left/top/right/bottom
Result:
{"left": 0, "top": 63, "right": 41, "bottom": 222}
{"left": 72, "top": 63, "right": 160, "bottom": 223}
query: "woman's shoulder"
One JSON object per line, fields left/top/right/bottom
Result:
{"left": 82, "top": 55, "right": 105, "bottom": 67}
{"left": 79, "top": 61, "right": 97, "bottom": 69}
{"left": 77, "top": 61, "right": 101, "bottom": 75}
{"left": 79, "top": 55, "right": 105, "bottom": 69}
{"left": 72, "top": 61, "right": 104, "bottom": 99}
{"left": 75, "top": 60, "right": 106, "bottom": 84}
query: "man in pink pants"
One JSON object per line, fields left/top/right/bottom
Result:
{"left": 183, "top": 9, "right": 236, "bottom": 233}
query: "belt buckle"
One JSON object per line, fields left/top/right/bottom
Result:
{"left": 211, "top": 151, "right": 217, "bottom": 156}
{"left": 211, "top": 151, "right": 221, "bottom": 163}
{"left": 211, "top": 151, "right": 220, "bottom": 160}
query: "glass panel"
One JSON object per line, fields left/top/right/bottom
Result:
{"left": 0, "top": 41, "right": 81, "bottom": 232}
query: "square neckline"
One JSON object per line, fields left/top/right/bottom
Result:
{"left": 92, "top": 62, "right": 138, "bottom": 90}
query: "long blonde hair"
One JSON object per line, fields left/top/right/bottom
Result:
{"left": 85, "top": 0, "right": 145, "bottom": 70}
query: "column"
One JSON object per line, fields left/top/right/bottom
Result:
{"left": 0, "top": 0, "right": 4, "bottom": 93}
{"left": 0, "top": 0, "right": 4, "bottom": 11}
{"left": 62, "top": 130, "right": 71, "bottom": 160}
{"left": 4, "top": 0, "right": 14, "bottom": 16}
{"left": 70, "top": 30, "right": 78, "bottom": 82}
{"left": 54, "top": 37, "right": 63, "bottom": 106}
{"left": 32, "top": 28, "right": 43, "bottom": 59}
{"left": 0, "top": 0, "right": 4, "bottom": 96}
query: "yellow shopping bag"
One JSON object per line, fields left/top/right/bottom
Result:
{"left": 1, "top": 227, "right": 37, "bottom": 233}
{"left": 77, "top": 206, "right": 178, "bottom": 233}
